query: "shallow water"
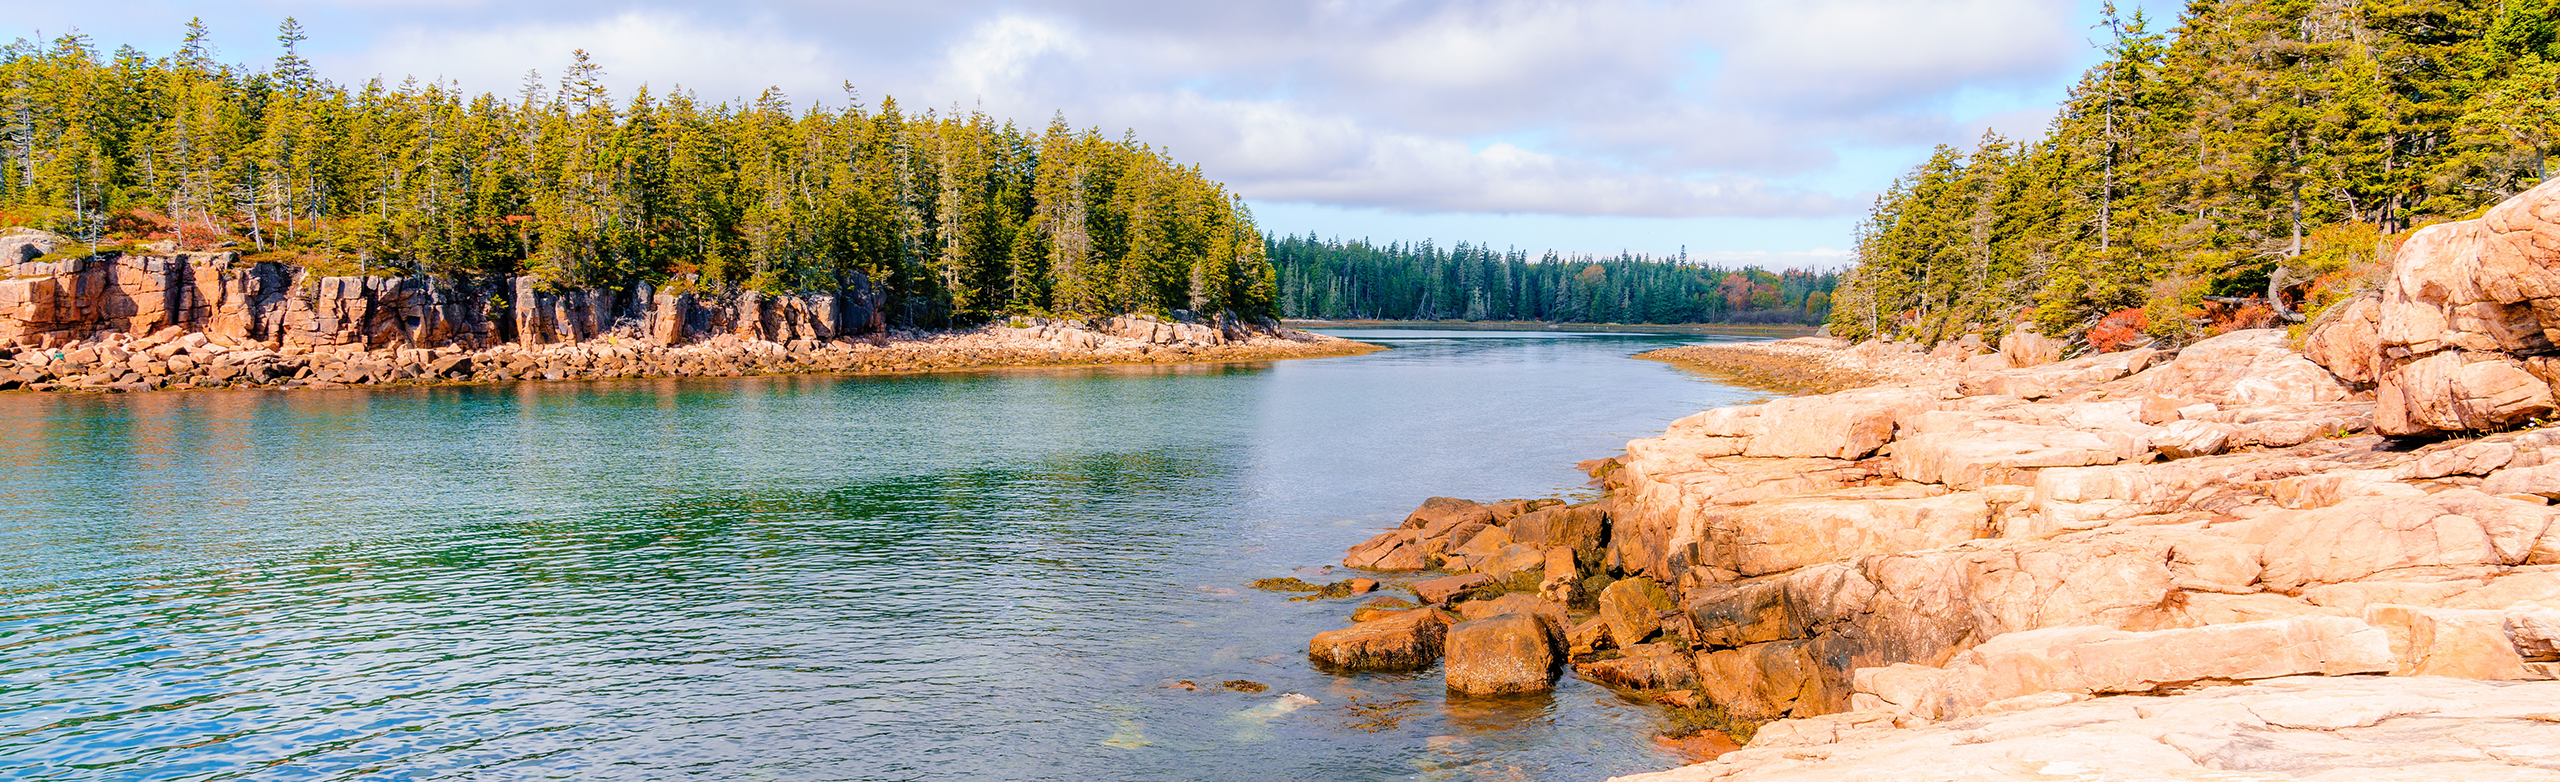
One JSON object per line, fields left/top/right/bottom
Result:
{"left": 0, "top": 328, "right": 1762, "bottom": 781}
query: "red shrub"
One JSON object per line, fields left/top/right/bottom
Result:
{"left": 2086, "top": 307, "right": 2149, "bottom": 352}
{"left": 2201, "top": 301, "right": 2278, "bottom": 333}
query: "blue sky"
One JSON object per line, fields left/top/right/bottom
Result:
{"left": 11, "top": 0, "right": 2181, "bottom": 268}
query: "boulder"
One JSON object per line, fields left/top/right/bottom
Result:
{"left": 2371, "top": 178, "right": 2560, "bottom": 436}
{"left": 2508, "top": 605, "right": 2560, "bottom": 662}
{"left": 1309, "top": 608, "right": 1449, "bottom": 671}
{"left": 1998, "top": 326, "right": 2065, "bottom": 367}
{"left": 1444, "top": 613, "right": 1559, "bottom": 695}
{"left": 1664, "top": 387, "right": 1936, "bottom": 460}
{"left": 1538, "top": 546, "right": 1579, "bottom": 603}
{"left": 1507, "top": 503, "right": 1609, "bottom": 562}
{"left": 1401, "top": 497, "right": 1493, "bottom": 531}
{"left": 1343, "top": 530, "right": 1426, "bottom": 570}
{"left": 1574, "top": 642, "right": 1699, "bottom": 691}
{"left": 2124, "top": 330, "right": 2354, "bottom": 407}
{"left": 1568, "top": 616, "right": 1613, "bottom": 655}
{"left": 2302, "top": 291, "right": 2383, "bottom": 384}
{"left": 1454, "top": 524, "right": 1513, "bottom": 557}
{"left": 1599, "top": 578, "right": 1676, "bottom": 649}
{"left": 1693, "top": 640, "right": 1826, "bottom": 721}
{"left": 1413, "top": 573, "right": 1493, "bottom": 604}
{"left": 2377, "top": 350, "right": 2555, "bottom": 434}
{"left": 1456, "top": 592, "right": 1568, "bottom": 635}
{"left": 1472, "top": 543, "right": 1549, "bottom": 581}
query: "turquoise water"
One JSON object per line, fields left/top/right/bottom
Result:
{"left": 0, "top": 329, "right": 1760, "bottom": 781}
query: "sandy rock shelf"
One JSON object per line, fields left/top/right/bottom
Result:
{"left": 1610, "top": 675, "right": 2560, "bottom": 782}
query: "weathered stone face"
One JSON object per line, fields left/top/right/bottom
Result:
{"left": 2370, "top": 177, "right": 2560, "bottom": 435}
{"left": 1443, "top": 613, "right": 1558, "bottom": 695}
{"left": 1599, "top": 577, "right": 1676, "bottom": 650}
{"left": 1309, "top": 608, "right": 1448, "bottom": 672}
{"left": 0, "top": 248, "right": 885, "bottom": 352}
{"left": 1576, "top": 642, "right": 1699, "bottom": 691}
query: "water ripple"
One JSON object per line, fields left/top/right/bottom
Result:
{"left": 0, "top": 331, "right": 1759, "bottom": 781}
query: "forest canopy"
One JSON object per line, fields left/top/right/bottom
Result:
{"left": 0, "top": 19, "right": 1274, "bottom": 327}
{"left": 1832, "top": 0, "right": 2560, "bottom": 349}
{"left": 1271, "top": 235, "right": 1838, "bottom": 325}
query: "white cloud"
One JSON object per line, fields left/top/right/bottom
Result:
{"left": 323, "top": 10, "right": 840, "bottom": 105}
{"left": 159, "top": 0, "right": 2112, "bottom": 252}
{"left": 940, "top": 14, "right": 1087, "bottom": 101}
{"left": 1706, "top": 0, "right": 2076, "bottom": 113}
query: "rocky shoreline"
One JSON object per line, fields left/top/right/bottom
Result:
{"left": 1312, "top": 180, "right": 2560, "bottom": 780}
{"left": 0, "top": 317, "right": 1378, "bottom": 393}
{"left": 0, "top": 231, "right": 1376, "bottom": 393}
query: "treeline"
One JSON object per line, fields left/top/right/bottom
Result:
{"left": 1833, "top": 0, "right": 2559, "bottom": 345}
{"left": 1270, "top": 235, "right": 1838, "bottom": 325}
{"left": 1, "top": 20, "right": 1274, "bottom": 326}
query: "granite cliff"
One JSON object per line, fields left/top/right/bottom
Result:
{"left": 0, "top": 232, "right": 1363, "bottom": 390}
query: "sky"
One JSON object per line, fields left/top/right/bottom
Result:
{"left": 8, "top": 0, "right": 2180, "bottom": 269}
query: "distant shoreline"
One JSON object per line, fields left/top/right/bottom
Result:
{"left": 1, "top": 319, "right": 1385, "bottom": 395}
{"left": 1285, "top": 319, "right": 1819, "bottom": 337}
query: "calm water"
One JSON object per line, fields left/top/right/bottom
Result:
{"left": 0, "top": 329, "right": 1761, "bottom": 781}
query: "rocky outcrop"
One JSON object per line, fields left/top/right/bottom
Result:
{"left": 0, "top": 239, "right": 1363, "bottom": 392}
{"left": 0, "top": 242, "right": 885, "bottom": 352}
{"left": 1596, "top": 323, "right": 2560, "bottom": 722}
{"left": 2369, "top": 177, "right": 2560, "bottom": 435}
{"left": 1312, "top": 494, "right": 1616, "bottom": 694}
{"left": 1444, "top": 613, "right": 1560, "bottom": 695}
{"left": 1323, "top": 182, "right": 2560, "bottom": 779}
{"left": 1308, "top": 608, "right": 1450, "bottom": 671}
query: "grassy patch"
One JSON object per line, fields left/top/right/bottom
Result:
{"left": 1286, "top": 580, "right": 1368, "bottom": 601}
{"left": 1661, "top": 702, "right": 1760, "bottom": 745}
{"left": 1249, "top": 577, "right": 1322, "bottom": 592}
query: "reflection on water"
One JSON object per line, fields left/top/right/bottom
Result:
{"left": 0, "top": 329, "right": 1758, "bottom": 781}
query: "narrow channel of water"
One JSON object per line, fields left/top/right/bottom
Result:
{"left": 0, "top": 329, "right": 1762, "bottom": 781}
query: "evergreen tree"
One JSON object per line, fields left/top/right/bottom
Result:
{"left": 0, "top": 21, "right": 1275, "bottom": 326}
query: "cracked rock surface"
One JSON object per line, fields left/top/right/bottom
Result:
{"left": 1611, "top": 675, "right": 2560, "bottom": 781}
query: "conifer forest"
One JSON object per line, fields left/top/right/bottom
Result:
{"left": 1, "top": 21, "right": 1274, "bottom": 327}
{"left": 1269, "top": 235, "right": 1839, "bottom": 325}
{"left": 1833, "top": 0, "right": 2560, "bottom": 348}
